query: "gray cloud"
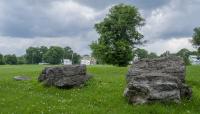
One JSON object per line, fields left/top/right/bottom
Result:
{"left": 76, "top": 0, "right": 131, "bottom": 10}
{"left": 0, "top": 0, "right": 199, "bottom": 55}
{"left": 0, "top": 30, "right": 98, "bottom": 56}
{"left": 0, "top": 0, "right": 178, "bottom": 39}
{"left": 76, "top": 0, "right": 170, "bottom": 10}
{"left": 141, "top": 0, "right": 200, "bottom": 41}
{"left": 0, "top": 0, "right": 104, "bottom": 38}
{"left": 0, "top": 0, "right": 171, "bottom": 38}
{"left": 132, "top": 0, "right": 170, "bottom": 10}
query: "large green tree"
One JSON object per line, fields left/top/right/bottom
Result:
{"left": 43, "top": 46, "right": 64, "bottom": 64}
{"left": 17, "top": 55, "right": 26, "bottom": 64}
{"left": 4, "top": 54, "right": 17, "bottom": 65}
{"left": 134, "top": 48, "right": 148, "bottom": 59}
{"left": 63, "top": 46, "right": 81, "bottom": 64}
{"left": 25, "top": 47, "right": 42, "bottom": 64}
{"left": 72, "top": 53, "right": 81, "bottom": 64}
{"left": 176, "top": 48, "right": 191, "bottom": 65}
{"left": 148, "top": 52, "right": 158, "bottom": 59}
{"left": 192, "top": 27, "right": 200, "bottom": 54}
{"left": 40, "top": 46, "right": 48, "bottom": 62}
{"left": 90, "top": 4, "right": 145, "bottom": 66}
{"left": 0, "top": 53, "right": 5, "bottom": 65}
{"left": 64, "top": 46, "right": 73, "bottom": 59}
{"left": 25, "top": 46, "right": 48, "bottom": 64}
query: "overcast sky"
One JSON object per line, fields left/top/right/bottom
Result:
{"left": 0, "top": 0, "right": 200, "bottom": 56}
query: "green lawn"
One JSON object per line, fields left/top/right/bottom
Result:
{"left": 0, "top": 65, "right": 200, "bottom": 114}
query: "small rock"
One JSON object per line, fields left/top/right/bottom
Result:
{"left": 13, "top": 76, "right": 31, "bottom": 81}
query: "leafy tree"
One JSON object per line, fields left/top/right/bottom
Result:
{"left": 90, "top": 4, "right": 145, "bottom": 66}
{"left": 176, "top": 48, "right": 191, "bottom": 65}
{"left": 4, "top": 54, "right": 17, "bottom": 65}
{"left": 189, "top": 51, "right": 199, "bottom": 56}
{"left": 72, "top": 53, "right": 81, "bottom": 64}
{"left": 40, "top": 46, "right": 48, "bottom": 62}
{"left": 25, "top": 47, "right": 42, "bottom": 64}
{"left": 134, "top": 48, "right": 148, "bottom": 59}
{"left": 192, "top": 27, "right": 200, "bottom": 54}
{"left": 0, "top": 53, "right": 5, "bottom": 65}
{"left": 17, "top": 55, "right": 26, "bottom": 64}
{"left": 43, "top": 46, "right": 64, "bottom": 64}
{"left": 160, "top": 51, "right": 171, "bottom": 57}
{"left": 63, "top": 46, "right": 81, "bottom": 64}
{"left": 148, "top": 52, "right": 158, "bottom": 59}
{"left": 40, "top": 46, "right": 48, "bottom": 54}
{"left": 90, "top": 43, "right": 106, "bottom": 64}
{"left": 176, "top": 48, "right": 190, "bottom": 56}
{"left": 25, "top": 46, "right": 49, "bottom": 64}
{"left": 64, "top": 46, "right": 73, "bottom": 60}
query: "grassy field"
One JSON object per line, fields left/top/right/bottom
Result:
{"left": 0, "top": 65, "right": 200, "bottom": 114}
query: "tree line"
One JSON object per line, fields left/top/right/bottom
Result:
{"left": 135, "top": 48, "right": 199, "bottom": 65}
{"left": 0, "top": 46, "right": 198, "bottom": 65}
{"left": 0, "top": 46, "right": 81, "bottom": 65}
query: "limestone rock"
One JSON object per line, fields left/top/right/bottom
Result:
{"left": 38, "top": 65, "right": 90, "bottom": 88}
{"left": 13, "top": 76, "right": 31, "bottom": 81}
{"left": 124, "top": 56, "right": 192, "bottom": 104}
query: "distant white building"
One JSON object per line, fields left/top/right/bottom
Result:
{"left": 81, "top": 59, "right": 91, "bottom": 65}
{"left": 189, "top": 55, "right": 200, "bottom": 65}
{"left": 81, "top": 55, "right": 96, "bottom": 65}
{"left": 63, "top": 59, "right": 72, "bottom": 65}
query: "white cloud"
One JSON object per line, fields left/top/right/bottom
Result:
{"left": 47, "top": 0, "right": 98, "bottom": 26}
{"left": 143, "top": 37, "right": 195, "bottom": 55}
{"left": 0, "top": 31, "right": 98, "bottom": 56}
{"left": 138, "top": 0, "right": 200, "bottom": 54}
{"left": 142, "top": 0, "right": 200, "bottom": 41}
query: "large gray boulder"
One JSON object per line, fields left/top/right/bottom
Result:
{"left": 38, "top": 65, "right": 90, "bottom": 88}
{"left": 124, "top": 56, "right": 192, "bottom": 104}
